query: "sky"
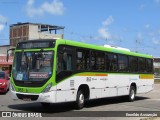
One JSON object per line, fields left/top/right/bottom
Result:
{"left": 0, "top": 0, "right": 160, "bottom": 57}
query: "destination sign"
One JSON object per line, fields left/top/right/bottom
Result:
{"left": 16, "top": 40, "right": 55, "bottom": 49}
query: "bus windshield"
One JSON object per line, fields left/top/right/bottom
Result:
{"left": 12, "top": 51, "right": 53, "bottom": 81}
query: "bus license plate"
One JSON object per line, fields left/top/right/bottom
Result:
{"left": 23, "top": 98, "right": 31, "bottom": 101}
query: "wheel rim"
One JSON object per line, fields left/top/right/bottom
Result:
{"left": 79, "top": 93, "right": 84, "bottom": 105}
{"left": 130, "top": 89, "right": 135, "bottom": 100}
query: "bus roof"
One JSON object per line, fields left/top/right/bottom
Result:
{"left": 57, "top": 39, "right": 153, "bottom": 59}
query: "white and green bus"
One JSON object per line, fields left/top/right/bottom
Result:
{"left": 9, "top": 39, "right": 154, "bottom": 109}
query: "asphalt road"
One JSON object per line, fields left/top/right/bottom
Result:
{"left": 0, "top": 84, "right": 160, "bottom": 120}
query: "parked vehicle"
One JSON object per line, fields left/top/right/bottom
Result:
{"left": 0, "top": 71, "right": 10, "bottom": 93}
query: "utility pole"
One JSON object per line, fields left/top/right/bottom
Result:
{"left": 135, "top": 39, "right": 138, "bottom": 53}
{"left": 105, "top": 38, "right": 107, "bottom": 42}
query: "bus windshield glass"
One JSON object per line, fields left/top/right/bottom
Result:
{"left": 12, "top": 51, "right": 53, "bottom": 81}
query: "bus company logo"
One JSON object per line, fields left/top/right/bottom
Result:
{"left": 86, "top": 77, "right": 91, "bottom": 82}
{"left": 2, "top": 112, "right": 12, "bottom": 117}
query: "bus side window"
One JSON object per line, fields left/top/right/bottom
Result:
{"left": 107, "top": 53, "right": 118, "bottom": 71}
{"left": 90, "top": 51, "right": 96, "bottom": 70}
{"left": 106, "top": 55, "right": 109, "bottom": 71}
{"left": 76, "top": 49, "right": 90, "bottom": 70}
{"left": 138, "top": 58, "right": 146, "bottom": 73}
{"left": 129, "top": 56, "right": 138, "bottom": 72}
{"left": 146, "top": 59, "right": 153, "bottom": 73}
{"left": 96, "top": 52, "right": 105, "bottom": 71}
{"left": 76, "top": 51, "right": 84, "bottom": 70}
{"left": 118, "top": 55, "right": 128, "bottom": 72}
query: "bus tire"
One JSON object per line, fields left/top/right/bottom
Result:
{"left": 128, "top": 86, "right": 136, "bottom": 102}
{"left": 76, "top": 90, "right": 85, "bottom": 109}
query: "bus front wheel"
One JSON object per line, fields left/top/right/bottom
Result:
{"left": 76, "top": 90, "right": 85, "bottom": 109}
{"left": 128, "top": 86, "right": 136, "bottom": 102}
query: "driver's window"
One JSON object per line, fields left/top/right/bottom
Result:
{"left": 57, "top": 52, "right": 64, "bottom": 72}
{"left": 56, "top": 46, "right": 74, "bottom": 83}
{"left": 57, "top": 51, "right": 72, "bottom": 72}
{"left": 66, "top": 54, "right": 72, "bottom": 70}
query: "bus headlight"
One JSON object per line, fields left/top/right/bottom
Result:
{"left": 10, "top": 83, "right": 15, "bottom": 91}
{"left": 42, "top": 83, "right": 52, "bottom": 93}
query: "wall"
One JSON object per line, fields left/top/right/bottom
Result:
{"left": 10, "top": 25, "right": 29, "bottom": 46}
{"left": 29, "top": 24, "right": 63, "bottom": 40}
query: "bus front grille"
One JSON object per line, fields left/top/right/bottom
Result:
{"left": 16, "top": 93, "right": 39, "bottom": 101}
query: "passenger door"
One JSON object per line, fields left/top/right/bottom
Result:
{"left": 56, "top": 45, "right": 76, "bottom": 102}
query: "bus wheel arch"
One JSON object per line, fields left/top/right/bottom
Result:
{"left": 128, "top": 83, "right": 137, "bottom": 102}
{"left": 76, "top": 84, "right": 90, "bottom": 109}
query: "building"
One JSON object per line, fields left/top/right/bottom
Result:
{"left": 10, "top": 22, "right": 65, "bottom": 47}
{"left": 0, "top": 45, "right": 14, "bottom": 56}
{"left": 0, "top": 45, "right": 14, "bottom": 73}
{"left": 153, "top": 57, "right": 160, "bottom": 76}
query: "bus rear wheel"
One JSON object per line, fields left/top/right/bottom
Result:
{"left": 128, "top": 86, "right": 136, "bottom": 102}
{"left": 76, "top": 90, "right": 85, "bottom": 109}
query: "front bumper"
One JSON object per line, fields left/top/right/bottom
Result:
{"left": 0, "top": 85, "right": 7, "bottom": 93}
{"left": 10, "top": 90, "right": 56, "bottom": 103}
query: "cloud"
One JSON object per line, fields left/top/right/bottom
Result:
{"left": 0, "top": 24, "right": 5, "bottom": 32}
{"left": 140, "top": 4, "right": 146, "bottom": 9}
{"left": 155, "top": 0, "right": 160, "bottom": 4}
{"left": 146, "top": 28, "right": 160, "bottom": 45}
{"left": 97, "top": 16, "right": 124, "bottom": 45}
{"left": 26, "top": 0, "right": 43, "bottom": 18}
{"left": 26, "top": 0, "right": 65, "bottom": 18}
{"left": 98, "top": 27, "right": 111, "bottom": 40}
{"left": 0, "top": 15, "right": 8, "bottom": 23}
{"left": 27, "top": 0, "right": 34, "bottom": 5}
{"left": 137, "top": 32, "right": 143, "bottom": 41}
{"left": 42, "top": 0, "right": 64, "bottom": 15}
{"left": 102, "top": 16, "right": 114, "bottom": 26}
{"left": 0, "top": 14, "right": 8, "bottom": 33}
{"left": 145, "top": 24, "right": 150, "bottom": 29}
{"left": 98, "top": 16, "right": 114, "bottom": 40}
{"left": 152, "top": 37, "right": 160, "bottom": 45}
{"left": 151, "top": 29, "right": 160, "bottom": 45}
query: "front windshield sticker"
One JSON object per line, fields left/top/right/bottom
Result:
{"left": 16, "top": 73, "right": 23, "bottom": 80}
{"left": 29, "top": 72, "right": 49, "bottom": 78}
{"left": 26, "top": 52, "right": 31, "bottom": 57}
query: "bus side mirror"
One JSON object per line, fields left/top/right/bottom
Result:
{"left": 6, "top": 49, "right": 9, "bottom": 62}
